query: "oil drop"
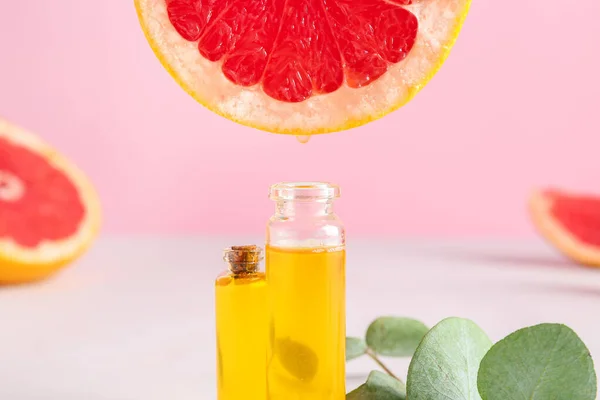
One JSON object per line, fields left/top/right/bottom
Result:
{"left": 295, "top": 135, "right": 311, "bottom": 144}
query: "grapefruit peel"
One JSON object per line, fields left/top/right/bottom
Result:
{"left": 135, "top": 0, "right": 472, "bottom": 135}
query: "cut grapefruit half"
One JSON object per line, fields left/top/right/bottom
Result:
{"left": 0, "top": 118, "right": 101, "bottom": 283}
{"left": 529, "top": 189, "right": 600, "bottom": 267}
{"left": 135, "top": 0, "right": 471, "bottom": 134}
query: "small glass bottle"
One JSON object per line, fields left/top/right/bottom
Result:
{"left": 215, "top": 245, "right": 267, "bottom": 400}
{"left": 266, "top": 182, "right": 346, "bottom": 400}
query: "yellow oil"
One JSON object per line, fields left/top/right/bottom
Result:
{"left": 266, "top": 246, "right": 346, "bottom": 400}
{"left": 215, "top": 272, "right": 267, "bottom": 400}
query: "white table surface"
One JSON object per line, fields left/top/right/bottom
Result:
{"left": 1, "top": 236, "right": 599, "bottom": 399}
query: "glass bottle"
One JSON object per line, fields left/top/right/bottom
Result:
{"left": 266, "top": 182, "right": 346, "bottom": 400}
{"left": 215, "top": 245, "right": 267, "bottom": 400}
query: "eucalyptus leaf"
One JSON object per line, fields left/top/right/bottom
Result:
{"left": 477, "top": 323, "right": 597, "bottom": 400}
{"left": 275, "top": 337, "right": 318, "bottom": 381}
{"left": 406, "top": 317, "right": 492, "bottom": 400}
{"left": 347, "top": 370, "right": 406, "bottom": 400}
{"left": 347, "top": 337, "right": 368, "bottom": 360}
{"left": 366, "top": 317, "right": 429, "bottom": 357}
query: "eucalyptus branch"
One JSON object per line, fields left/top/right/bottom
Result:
{"left": 365, "top": 348, "right": 400, "bottom": 381}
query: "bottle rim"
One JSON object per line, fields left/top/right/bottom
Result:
{"left": 269, "top": 182, "right": 340, "bottom": 201}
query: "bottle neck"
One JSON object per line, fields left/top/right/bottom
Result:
{"left": 227, "top": 262, "right": 259, "bottom": 276}
{"left": 275, "top": 200, "right": 334, "bottom": 218}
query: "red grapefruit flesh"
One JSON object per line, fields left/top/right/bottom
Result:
{"left": 136, "top": 0, "right": 471, "bottom": 134}
{"left": 0, "top": 118, "right": 101, "bottom": 283}
{"left": 167, "top": 0, "right": 418, "bottom": 102}
{"left": 529, "top": 189, "right": 600, "bottom": 267}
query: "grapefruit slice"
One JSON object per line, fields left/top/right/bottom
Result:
{"left": 0, "top": 118, "right": 101, "bottom": 283}
{"left": 529, "top": 189, "right": 600, "bottom": 267}
{"left": 135, "top": 0, "right": 471, "bottom": 134}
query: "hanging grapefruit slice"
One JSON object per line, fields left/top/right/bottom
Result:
{"left": 135, "top": 0, "right": 471, "bottom": 134}
{"left": 529, "top": 189, "right": 600, "bottom": 267}
{"left": 0, "top": 118, "right": 101, "bottom": 283}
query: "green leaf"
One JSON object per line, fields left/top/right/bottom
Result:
{"left": 406, "top": 317, "right": 492, "bottom": 400}
{"left": 275, "top": 337, "right": 318, "bottom": 381}
{"left": 365, "top": 317, "right": 429, "bottom": 357}
{"left": 477, "top": 323, "right": 597, "bottom": 400}
{"left": 347, "top": 370, "right": 406, "bottom": 400}
{"left": 347, "top": 337, "right": 368, "bottom": 361}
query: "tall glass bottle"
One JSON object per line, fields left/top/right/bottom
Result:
{"left": 215, "top": 245, "right": 267, "bottom": 400}
{"left": 266, "top": 182, "right": 346, "bottom": 400}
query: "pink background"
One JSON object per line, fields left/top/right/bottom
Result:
{"left": 0, "top": 0, "right": 598, "bottom": 236}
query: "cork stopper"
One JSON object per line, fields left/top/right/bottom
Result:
{"left": 223, "top": 245, "right": 264, "bottom": 275}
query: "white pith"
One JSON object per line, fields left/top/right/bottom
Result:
{"left": 0, "top": 171, "right": 25, "bottom": 202}
{"left": 0, "top": 119, "right": 101, "bottom": 266}
{"left": 136, "top": 0, "right": 470, "bottom": 133}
